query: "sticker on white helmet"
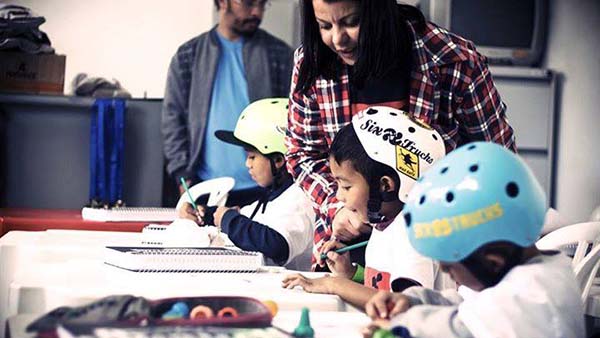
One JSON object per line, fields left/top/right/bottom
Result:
{"left": 396, "top": 145, "right": 419, "bottom": 179}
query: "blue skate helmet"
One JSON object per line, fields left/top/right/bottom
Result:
{"left": 403, "top": 142, "right": 546, "bottom": 262}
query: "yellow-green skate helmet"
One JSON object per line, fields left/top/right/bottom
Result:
{"left": 215, "top": 98, "right": 289, "bottom": 155}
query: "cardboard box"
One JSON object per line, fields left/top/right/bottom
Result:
{"left": 0, "top": 52, "right": 66, "bottom": 94}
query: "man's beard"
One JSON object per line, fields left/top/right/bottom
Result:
{"left": 232, "top": 17, "right": 261, "bottom": 37}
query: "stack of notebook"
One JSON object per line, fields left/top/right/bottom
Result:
{"left": 104, "top": 246, "right": 264, "bottom": 273}
{"left": 82, "top": 207, "right": 178, "bottom": 222}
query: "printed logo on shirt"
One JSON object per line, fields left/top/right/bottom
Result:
{"left": 365, "top": 267, "right": 391, "bottom": 291}
{"left": 396, "top": 145, "right": 419, "bottom": 179}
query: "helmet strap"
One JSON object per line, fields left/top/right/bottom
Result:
{"left": 380, "top": 190, "right": 397, "bottom": 202}
{"left": 367, "top": 175, "right": 399, "bottom": 224}
{"left": 249, "top": 156, "right": 284, "bottom": 220}
{"left": 367, "top": 176, "right": 387, "bottom": 225}
{"left": 268, "top": 156, "right": 287, "bottom": 190}
{"left": 461, "top": 245, "right": 524, "bottom": 288}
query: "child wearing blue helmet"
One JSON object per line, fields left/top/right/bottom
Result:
{"left": 364, "top": 142, "right": 585, "bottom": 338}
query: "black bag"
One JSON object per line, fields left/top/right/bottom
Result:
{"left": 26, "top": 295, "right": 150, "bottom": 336}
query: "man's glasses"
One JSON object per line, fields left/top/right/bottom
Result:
{"left": 232, "top": 0, "right": 271, "bottom": 9}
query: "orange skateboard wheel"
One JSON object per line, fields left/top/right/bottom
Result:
{"left": 217, "top": 306, "right": 239, "bottom": 318}
{"left": 190, "top": 305, "right": 214, "bottom": 319}
{"left": 262, "top": 300, "right": 278, "bottom": 317}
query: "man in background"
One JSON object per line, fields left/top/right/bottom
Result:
{"left": 162, "top": 0, "right": 293, "bottom": 206}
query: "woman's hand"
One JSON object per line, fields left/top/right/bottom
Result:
{"left": 281, "top": 273, "right": 335, "bottom": 294}
{"left": 318, "top": 240, "right": 356, "bottom": 279}
{"left": 332, "top": 207, "right": 371, "bottom": 242}
{"left": 365, "top": 291, "right": 411, "bottom": 319}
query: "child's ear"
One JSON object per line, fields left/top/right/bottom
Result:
{"left": 273, "top": 154, "right": 286, "bottom": 169}
{"left": 482, "top": 252, "right": 508, "bottom": 274}
{"left": 379, "top": 176, "right": 396, "bottom": 193}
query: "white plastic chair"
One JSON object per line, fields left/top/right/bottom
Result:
{"left": 175, "top": 177, "right": 235, "bottom": 211}
{"left": 591, "top": 205, "right": 600, "bottom": 222}
{"left": 540, "top": 207, "right": 570, "bottom": 235}
{"left": 536, "top": 221, "right": 600, "bottom": 266}
{"left": 537, "top": 221, "right": 600, "bottom": 315}
{"left": 573, "top": 243, "right": 600, "bottom": 304}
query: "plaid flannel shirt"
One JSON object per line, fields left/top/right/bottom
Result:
{"left": 285, "top": 22, "right": 516, "bottom": 268}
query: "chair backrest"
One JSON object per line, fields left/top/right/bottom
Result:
{"left": 536, "top": 221, "right": 600, "bottom": 266}
{"left": 540, "top": 207, "right": 569, "bottom": 235}
{"left": 573, "top": 243, "right": 600, "bottom": 305}
{"left": 175, "top": 177, "right": 235, "bottom": 211}
{"left": 591, "top": 205, "right": 600, "bottom": 222}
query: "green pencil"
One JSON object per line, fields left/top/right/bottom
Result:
{"left": 179, "top": 177, "right": 198, "bottom": 212}
{"left": 320, "top": 240, "right": 369, "bottom": 260}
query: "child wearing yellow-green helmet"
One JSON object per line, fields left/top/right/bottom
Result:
{"left": 179, "top": 98, "right": 315, "bottom": 271}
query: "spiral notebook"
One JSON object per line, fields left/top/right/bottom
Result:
{"left": 57, "top": 326, "right": 291, "bottom": 338}
{"left": 82, "top": 207, "right": 178, "bottom": 222}
{"left": 104, "top": 246, "right": 264, "bottom": 273}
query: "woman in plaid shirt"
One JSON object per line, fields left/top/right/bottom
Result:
{"left": 285, "top": 0, "right": 516, "bottom": 269}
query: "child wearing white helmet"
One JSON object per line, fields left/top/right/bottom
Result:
{"left": 282, "top": 107, "right": 454, "bottom": 309}
{"left": 179, "top": 98, "right": 315, "bottom": 271}
{"left": 364, "top": 142, "right": 585, "bottom": 338}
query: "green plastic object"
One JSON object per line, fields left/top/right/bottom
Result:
{"left": 351, "top": 264, "right": 365, "bottom": 284}
{"left": 372, "top": 328, "right": 395, "bottom": 338}
{"left": 293, "top": 307, "right": 314, "bottom": 337}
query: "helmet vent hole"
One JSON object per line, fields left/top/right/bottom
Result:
{"left": 271, "top": 100, "right": 278, "bottom": 104}
{"left": 441, "top": 167, "right": 449, "bottom": 174}
{"left": 446, "top": 192, "right": 454, "bottom": 203}
{"left": 404, "top": 213, "right": 412, "bottom": 227}
{"left": 467, "top": 144, "right": 476, "bottom": 150}
{"left": 506, "top": 182, "right": 519, "bottom": 198}
{"left": 419, "top": 195, "right": 426, "bottom": 205}
{"left": 285, "top": 104, "right": 289, "bottom": 109}
{"left": 432, "top": 134, "right": 438, "bottom": 140}
{"left": 366, "top": 108, "right": 378, "bottom": 115}
{"left": 408, "top": 127, "right": 416, "bottom": 133}
{"left": 469, "top": 164, "right": 479, "bottom": 172}
{"left": 389, "top": 112, "right": 397, "bottom": 116}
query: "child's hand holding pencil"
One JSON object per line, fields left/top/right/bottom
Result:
{"left": 178, "top": 202, "right": 205, "bottom": 225}
{"left": 318, "top": 239, "right": 368, "bottom": 279}
{"left": 179, "top": 177, "right": 221, "bottom": 226}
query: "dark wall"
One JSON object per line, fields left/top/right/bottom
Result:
{"left": 0, "top": 93, "right": 165, "bottom": 208}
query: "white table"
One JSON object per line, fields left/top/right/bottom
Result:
{"left": 0, "top": 230, "right": 355, "bottom": 338}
